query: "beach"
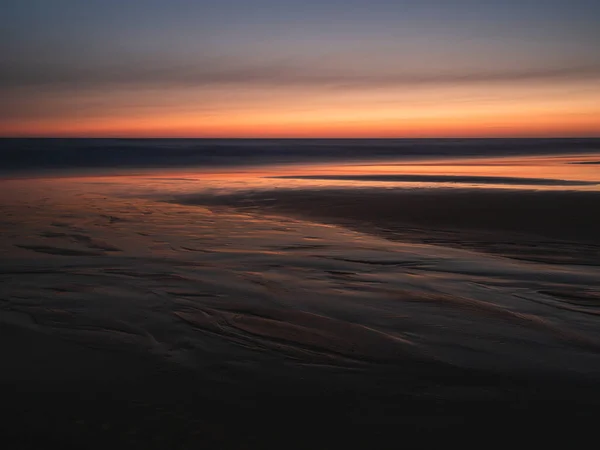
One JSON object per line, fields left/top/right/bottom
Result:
{"left": 5, "top": 0, "right": 600, "bottom": 442}
{"left": 1, "top": 145, "right": 600, "bottom": 447}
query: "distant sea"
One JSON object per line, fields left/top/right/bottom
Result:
{"left": 1, "top": 137, "right": 600, "bottom": 176}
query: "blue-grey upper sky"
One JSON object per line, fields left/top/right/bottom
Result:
{"left": 2, "top": 0, "right": 600, "bottom": 136}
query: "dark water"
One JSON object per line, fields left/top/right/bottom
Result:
{"left": 2, "top": 137, "right": 600, "bottom": 175}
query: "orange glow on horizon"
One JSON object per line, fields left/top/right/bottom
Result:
{"left": 3, "top": 111, "right": 599, "bottom": 138}
{"left": 4, "top": 74, "right": 600, "bottom": 138}
{"left": 3, "top": 82, "right": 600, "bottom": 138}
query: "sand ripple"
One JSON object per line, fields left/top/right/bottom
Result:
{"left": 1, "top": 177, "right": 600, "bottom": 386}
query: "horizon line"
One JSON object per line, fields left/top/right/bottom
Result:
{"left": 1, "top": 135, "right": 599, "bottom": 140}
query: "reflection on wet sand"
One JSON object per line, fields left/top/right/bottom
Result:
{"left": 2, "top": 179, "right": 600, "bottom": 372}
{"left": 1, "top": 152, "right": 600, "bottom": 446}
{"left": 189, "top": 188, "right": 600, "bottom": 265}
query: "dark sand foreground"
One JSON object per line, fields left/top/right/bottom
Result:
{"left": 2, "top": 175, "right": 600, "bottom": 448}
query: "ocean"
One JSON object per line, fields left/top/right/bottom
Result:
{"left": 2, "top": 137, "right": 600, "bottom": 176}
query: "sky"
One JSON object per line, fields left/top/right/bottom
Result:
{"left": 2, "top": 0, "right": 600, "bottom": 137}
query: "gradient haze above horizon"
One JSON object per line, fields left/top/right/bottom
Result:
{"left": 3, "top": 0, "right": 600, "bottom": 137}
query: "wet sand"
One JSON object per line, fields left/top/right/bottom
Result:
{"left": 2, "top": 167, "right": 600, "bottom": 447}
{"left": 181, "top": 188, "right": 600, "bottom": 265}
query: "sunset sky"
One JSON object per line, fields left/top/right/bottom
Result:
{"left": 2, "top": 0, "right": 600, "bottom": 137}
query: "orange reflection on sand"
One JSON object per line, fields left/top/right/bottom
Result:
{"left": 280, "top": 154, "right": 600, "bottom": 185}
{"left": 52, "top": 152, "right": 599, "bottom": 196}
